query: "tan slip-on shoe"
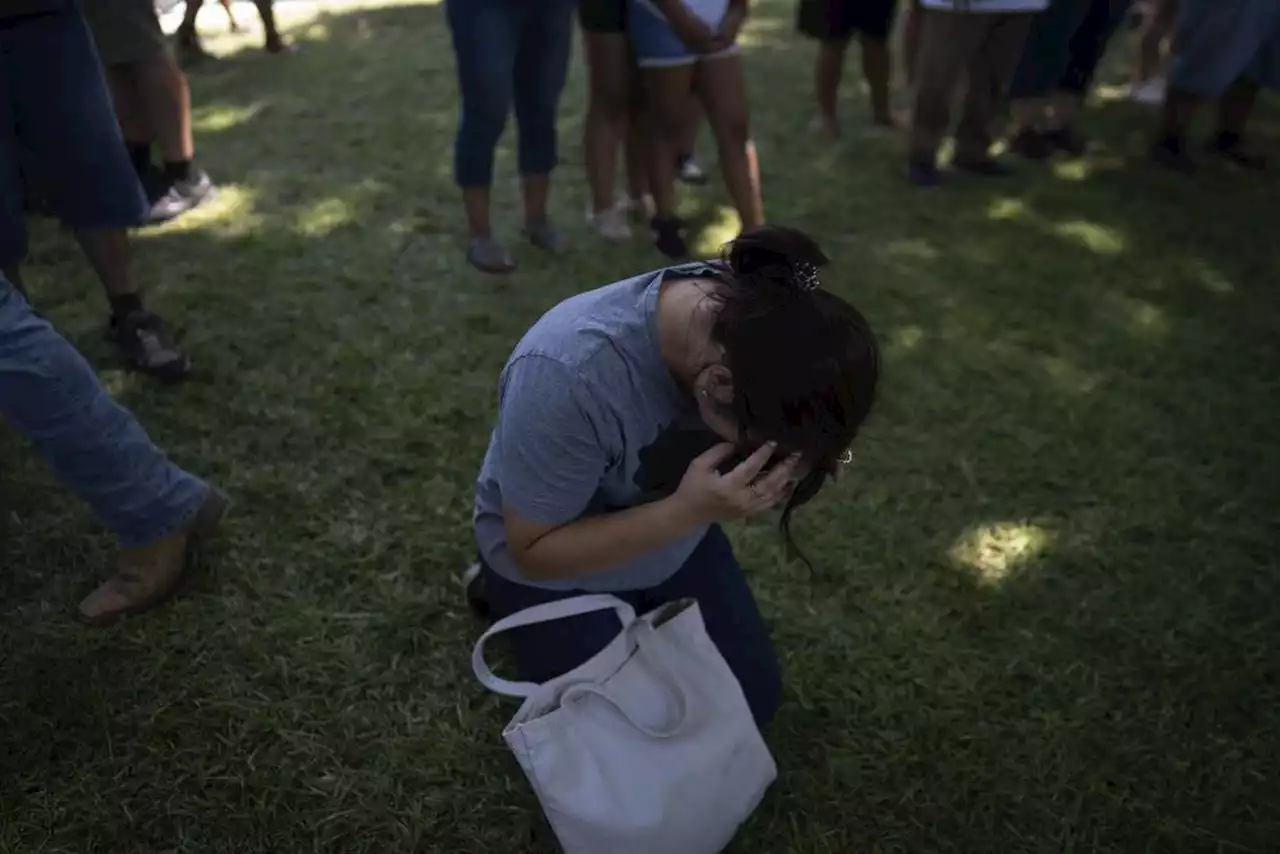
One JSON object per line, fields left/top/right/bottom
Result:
{"left": 77, "top": 488, "right": 229, "bottom": 626}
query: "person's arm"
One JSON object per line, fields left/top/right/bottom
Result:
{"left": 494, "top": 355, "right": 691, "bottom": 581}
{"left": 652, "top": 0, "right": 717, "bottom": 52}
{"left": 493, "top": 355, "right": 802, "bottom": 582}
{"left": 505, "top": 496, "right": 706, "bottom": 582}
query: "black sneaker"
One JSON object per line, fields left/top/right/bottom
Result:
{"left": 954, "top": 157, "right": 1014, "bottom": 177}
{"left": 651, "top": 215, "right": 689, "bottom": 260}
{"left": 677, "top": 154, "right": 709, "bottom": 186}
{"left": 907, "top": 159, "right": 942, "bottom": 188}
{"left": 1205, "top": 132, "right": 1267, "bottom": 170}
{"left": 148, "top": 167, "right": 216, "bottom": 224}
{"left": 110, "top": 309, "right": 191, "bottom": 382}
{"left": 1044, "top": 126, "right": 1088, "bottom": 158}
{"left": 1149, "top": 135, "right": 1196, "bottom": 174}
{"left": 1009, "top": 128, "right": 1054, "bottom": 160}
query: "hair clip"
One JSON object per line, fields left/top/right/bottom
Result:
{"left": 794, "top": 261, "right": 820, "bottom": 292}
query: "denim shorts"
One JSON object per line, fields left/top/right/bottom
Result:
{"left": 0, "top": 8, "right": 147, "bottom": 268}
{"left": 1171, "top": 0, "right": 1280, "bottom": 97}
{"left": 629, "top": 0, "right": 741, "bottom": 67}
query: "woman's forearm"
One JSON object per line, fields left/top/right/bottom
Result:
{"left": 512, "top": 496, "right": 706, "bottom": 581}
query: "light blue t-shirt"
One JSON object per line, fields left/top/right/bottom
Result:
{"left": 475, "top": 262, "right": 729, "bottom": 592}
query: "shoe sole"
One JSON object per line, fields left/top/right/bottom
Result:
{"left": 147, "top": 185, "right": 219, "bottom": 226}
{"left": 77, "top": 488, "right": 229, "bottom": 627}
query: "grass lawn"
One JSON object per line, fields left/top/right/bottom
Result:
{"left": 2, "top": 1, "right": 1278, "bottom": 851}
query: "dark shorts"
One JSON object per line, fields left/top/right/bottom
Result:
{"left": 580, "top": 0, "right": 627, "bottom": 34}
{"left": 1171, "top": 0, "right": 1280, "bottom": 96}
{"left": 0, "top": 8, "right": 148, "bottom": 268}
{"left": 80, "top": 0, "right": 169, "bottom": 66}
{"left": 798, "top": 0, "right": 898, "bottom": 42}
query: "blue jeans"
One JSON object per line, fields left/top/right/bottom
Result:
{"left": 445, "top": 0, "right": 576, "bottom": 187}
{"left": 479, "top": 525, "right": 783, "bottom": 726}
{"left": 0, "top": 6, "right": 148, "bottom": 269}
{"left": 0, "top": 278, "right": 207, "bottom": 548}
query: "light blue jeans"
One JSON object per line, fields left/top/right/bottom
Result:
{"left": 0, "top": 277, "right": 207, "bottom": 548}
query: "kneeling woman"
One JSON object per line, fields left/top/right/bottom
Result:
{"left": 471, "top": 226, "right": 880, "bottom": 725}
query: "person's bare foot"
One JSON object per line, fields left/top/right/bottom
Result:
{"left": 78, "top": 488, "right": 228, "bottom": 625}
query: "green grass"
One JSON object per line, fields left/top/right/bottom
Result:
{"left": 3, "top": 1, "right": 1278, "bottom": 851}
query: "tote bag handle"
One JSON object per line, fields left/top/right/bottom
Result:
{"left": 560, "top": 617, "right": 692, "bottom": 738}
{"left": 472, "top": 595, "right": 637, "bottom": 698}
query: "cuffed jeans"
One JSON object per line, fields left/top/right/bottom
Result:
{"left": 0, "top": 279, "right": 206, "bottom": 548}
{"left": 445, "top": 0, "right": 576, "bottom": 187}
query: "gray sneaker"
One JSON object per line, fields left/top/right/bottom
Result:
{"left": 465, "top": 235, "right": 516, "bottom": 274}
{"left": 522, "top": 219, "right": 570, "bottom": 254}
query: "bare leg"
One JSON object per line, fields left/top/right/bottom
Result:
{"left": 104, "top": 65, "right": 153, "bottom": 145}
{"left": 903, "top": 0, "right": 924, "bottom": 87}
{"left": 178, "top": 0, "right": 204, "bottom": 42}
{"left": 859, "top": 33, "right": 894, "bottom": 126}
{"left": 73, "top": 228, "right": 136, "bottom": 300}
{"left": 813, "top": 39, "right": 847, "bottom": 136}
{"left": 255, "top": 0, "right": 290, "bottom": 52}
{"left": 642, "top": 64, "right": 697, "bottom": 220}
{"left": 624, "top": 110, "right": 650, "bottom": 203}
{"left": 1209, "top": 77, "right": 1266, "bottom": 168}
{"left": 1135, "top": 0, "right": 1174, "bottom": 84}
{"left": 462, "top": 186, "right": 494, "bottom": 238}
{"left": 220, "top": 0, "right": 241, "bottom": 31}
{"left": 582, "top": 31, "right": 633, "bottom": 215}
{"left": 696, "top": 55, "right": 764, "bottom": 230}
{"left": 135, "top": 54, "right": 195, "bottom": 163}
{"left": 521, "top": 173, "right": 551, "bottom": 225}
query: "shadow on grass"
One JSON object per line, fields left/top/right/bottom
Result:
{"left": 2, "top": 1, "right": 1278, "bottom": 852}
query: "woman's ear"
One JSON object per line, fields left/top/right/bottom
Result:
{"left": 704, "top": 364, "right": 734, "bottom": 406}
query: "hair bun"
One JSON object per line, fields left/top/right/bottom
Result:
{"left": 724, "top": 225, "right": 830, "bottom": 293}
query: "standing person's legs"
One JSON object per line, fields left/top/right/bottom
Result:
{"left": 1006, "top": 0, "right": 1091, "bottom": 158}
{"left": 639, "top": 65, "right": 696, "bottom": 258}
{"left": 82, "top": 0, "right": 216, "bottom": 224}
{"left": 798, "top": 0, "right": 856, "bottom": 137}
{"left": 255, "top": 0, "right": 291, "bottom": 53}
{"left": 644, "top": 526, "right": 781, "bottom": 727}
{"left": 1133, "top": 0, "right": 1176, "bottom": 93}
{"left": 0, "top": 276, "right": 223, "bottom": 623}
{"left": 1047, "top": 0, "right": 1133, "bottom": 153}
{"left": 907, "top": 10, "right": 986, "bottom": 179}
{"left": 902, "top": 0, "right": 924, "bottom": 87}
{"left": 953, "top": 13, "right": 1035, "bottom": 171}
{"left": 177, "top": 0, "right": 205, "bottom": 46}
{"left": 695, "top": 54, "right": 765, "bottom": 232}
{"left": 8, "top": 7, "right": 191, "bottom": 381}
{"left": 512, "top": 0, "right": 576, "bottom": 253}
{"left": 580, "top": 1, "right": 634, "bottom": 238}
{"left": 446, "top": 0, "right": 518, "bottom": 273}
{"left": 1153, "top": 0, "right": 1267, "bottom": 171}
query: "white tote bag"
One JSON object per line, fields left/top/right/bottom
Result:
{"left": 472, "top": 595, "right": 777, "bottom": 854}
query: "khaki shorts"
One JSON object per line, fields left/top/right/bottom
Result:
{"left": 80, "top": 0, "right": 169, "bottom": 66}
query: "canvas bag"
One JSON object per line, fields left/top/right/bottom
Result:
{"left": 472, "top": 595, "right": 777, "bottom": 854}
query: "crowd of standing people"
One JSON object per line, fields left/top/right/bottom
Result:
{"left": 445, "top": 0, "right": 1276, "bottom": 270}
{"left": 0, "top": 0, "right": 1275, "bottom": 641}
